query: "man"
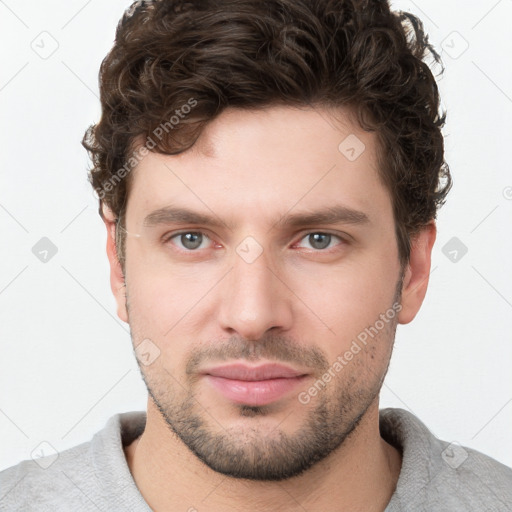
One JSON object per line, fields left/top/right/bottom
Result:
{"left": 1, "top": 0, "right": 511, "bottom": 510}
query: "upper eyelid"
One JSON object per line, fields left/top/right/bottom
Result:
{"left": 296, "top": 230, "right": 345, "bottom": 239}
{"left": 162, "top": 229, "right": 215, "bottom": 246}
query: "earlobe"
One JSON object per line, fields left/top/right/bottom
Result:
{"left": 398, "top": 222, "right": 436, "bottom": 325}
{"left": 102, "top": 205, "right": 129, "bottom": 323}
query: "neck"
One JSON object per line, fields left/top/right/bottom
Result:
{"left": 124, "top": 398, "right": 402, "bottom": 512}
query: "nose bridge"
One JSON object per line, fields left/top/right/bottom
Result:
{"left": 217, "top": 243, "right": 292, "bottom": 339}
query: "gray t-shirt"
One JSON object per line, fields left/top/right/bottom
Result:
{"left": 1, "top": 408, "right": 511, "bottom": 511}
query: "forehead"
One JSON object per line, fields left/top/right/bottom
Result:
{"left": 126, "top": 105, "right": 392, "bottom": 227}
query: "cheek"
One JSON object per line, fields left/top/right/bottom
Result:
{"left": 125, "top": 276, "right": 197, "bottom": 378}
{"left": 124, "top": 259, "right": 225, "bottom": 368}
{"left": 284, "top": 256, "right": 400, "bottom": 354}
{"left": 125, "top": 237, "right": 218, "bottom": 323}
{"left": 127, "top": 273, "right": 208, "bottom": 334}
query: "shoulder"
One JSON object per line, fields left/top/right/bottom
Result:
{"left": 0, "top": 411, "right": 148, "bottom": 512}
{"left": 380, "top": 408, "right": 512, "bottom": 512}
{"left": 0, "top": 439, "right": 93, "bottom": 511}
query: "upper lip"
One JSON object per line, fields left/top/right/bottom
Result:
{"left": 201, "top": 363, "right": 307, "bottom": 381}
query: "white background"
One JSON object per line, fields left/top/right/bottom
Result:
{"left": 0, "top": 0, "right": 511, "bottom": 474}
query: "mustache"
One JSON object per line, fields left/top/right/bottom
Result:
{"left": 185, "top": 333, "right": 329, "bottom": 376}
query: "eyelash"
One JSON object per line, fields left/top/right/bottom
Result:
{"left": 162, "top": 230, "right": 347, "bottom": 252}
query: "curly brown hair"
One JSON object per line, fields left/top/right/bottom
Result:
{"left": 82, "top": 0, "right": 451, "bottom": 273}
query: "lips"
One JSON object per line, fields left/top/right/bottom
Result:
{"left": 201, "top": 363, "right": 308, "bottom": 406}
{"left": 203, "top": 363, "right": 306, "bottom": 381}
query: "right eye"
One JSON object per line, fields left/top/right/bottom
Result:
{"left": 166, "top": 232, "right": 213, "bottom": 251}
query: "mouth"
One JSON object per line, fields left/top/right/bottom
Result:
{"left": 200, "top": 362, "right": 309, "bottom": 406}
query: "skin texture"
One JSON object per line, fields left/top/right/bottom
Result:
{"left": 103, "top": 106, "right": 436, "bottom": 512}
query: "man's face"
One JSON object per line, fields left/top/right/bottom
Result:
{"left": 117, "top": 106, "right": 406, "bottom": 480}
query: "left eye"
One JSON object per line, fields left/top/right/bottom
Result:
{"left": 296, "top": 233, "right": 342, "bottom": 250}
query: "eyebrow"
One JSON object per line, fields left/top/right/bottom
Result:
{"left": 143, "top": 206, "right": 228, "bottom": 229}
{"left": 274, "top": 205, "right": 370, "bottom": 229}
{"left": 142, "top": 205, "right": 370, "bottom": 230}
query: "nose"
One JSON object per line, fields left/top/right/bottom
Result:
{"left": 217, "top": 246, "right": 293, "bottom": 340}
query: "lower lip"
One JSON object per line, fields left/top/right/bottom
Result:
{"left": 205, "top": 375, "right": 307, "bottom": 406}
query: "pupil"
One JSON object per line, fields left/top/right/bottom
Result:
{"left": 182, "top": 232, "right": 202, "bottom": 249}
{"left": 309, "top": 233, "right": 330, "bottom": 250}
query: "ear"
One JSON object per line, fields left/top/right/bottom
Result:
{"left": 102, "top": 204, "right": 128, "bottom": 323}
{"left": 398, "top": 221, "right": 436, "bottom": 325}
